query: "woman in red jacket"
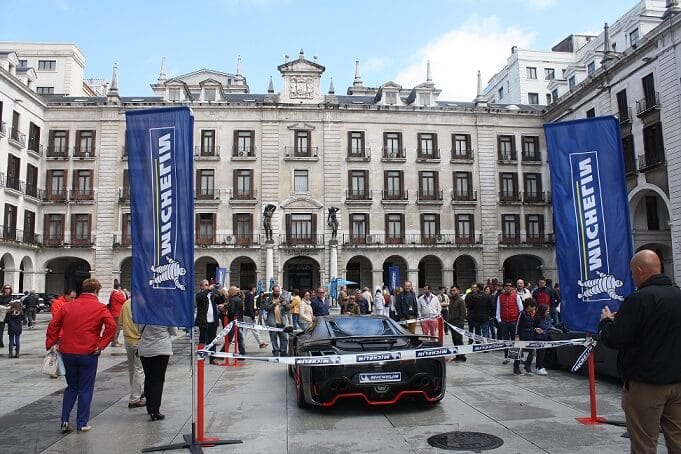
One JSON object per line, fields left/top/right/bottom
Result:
{"left": 46, "top": 279, "right": 116, "bottom": 433}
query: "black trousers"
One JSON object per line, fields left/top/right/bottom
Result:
{"left": 198, "top": 323, "right": 218, "bottom": 351}
{"left": 140, "top": 355, "right": 169, "bottom": 415}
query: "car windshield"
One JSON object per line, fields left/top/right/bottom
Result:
{"left": 328, "top": 317, "right": 393, "bottom": 337}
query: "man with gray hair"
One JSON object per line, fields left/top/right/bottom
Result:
{"left": 599, "top": 249, "right": 681, "bottom": 453}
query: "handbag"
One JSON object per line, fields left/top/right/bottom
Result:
{"left": 41, "top": 348, "right": 59, "bottom": 376}
{"left": 507, "top": 347, "right": 522, "bottom": 360}
{"left": 56, "top": 351, "right": 66, "bottom": 376}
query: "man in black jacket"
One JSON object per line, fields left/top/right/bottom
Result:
{"left": 195, "top": 280, "right": 220, "bottom": 364}
{"left": 599, "top": 250, "right": 681, "bottom": 454}
{"left": 465, "top": 283, "right": 494, "bottom": 339}
{"left": 396, "top": 281, "right": 418, "bottom": 333}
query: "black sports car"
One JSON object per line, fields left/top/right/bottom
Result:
{"left": 288, "top": 315, "right": 446, "bottom": 408}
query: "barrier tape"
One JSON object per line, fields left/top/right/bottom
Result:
{"left": 204, "top": 320, "right": 289, "bottom": 352}
{"left": 397, "top": 315, "right": 441, "bottom": 326}
{"left": 571, "top": 340, "right": 596, "bottom": 372}
{"left": 445, "top": 320, "right": 588, "bottom": 349}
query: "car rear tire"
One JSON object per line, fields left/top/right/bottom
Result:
{"left": 295, "top": 367, "right": 309, "bottom": 409}
{"left": 544, "top": 348, "right": 559, "bottom": 370}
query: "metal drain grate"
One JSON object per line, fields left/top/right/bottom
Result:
{"left": 427, "top": 431, "right": 504, "bottom": 451}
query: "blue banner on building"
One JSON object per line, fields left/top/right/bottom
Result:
{"left": 126, "top": 107, "right": 194, "bottom": 327}
{"left": 544, "top": 116, "right": 634, "bottom": 333}
{"left": 215, "top": 267, "right": 227, "bottom": 287}
{"left": 388, "top": 266, "right": 400, "bottom": 293}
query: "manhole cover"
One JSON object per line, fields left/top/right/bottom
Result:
{"left": 427, "top": 431, "right": 504, "bottom": 451}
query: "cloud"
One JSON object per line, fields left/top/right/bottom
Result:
{"left": 394, "top": 15, "right": 536, "bottom": 102}
{"left": 361, "top": 57, "right": 392, "bottom": 74}
{"left": 520, "top": 0, "right": 557, "bottom": 11}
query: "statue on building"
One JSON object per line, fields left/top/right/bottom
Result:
{"left": 327, "top": 207, "right": 339, "bottom": 240}
{"left": 263, "top": 204, "right": 277, "bottom": 242}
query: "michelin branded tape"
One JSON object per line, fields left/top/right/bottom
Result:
{"left": 445, "top": 321, "right": 587, "bottom": 348}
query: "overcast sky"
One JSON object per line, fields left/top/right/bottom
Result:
{"left": 2, "top": 0, "right": 638, "bottom": 101}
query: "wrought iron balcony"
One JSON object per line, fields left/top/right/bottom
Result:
{"left": 0, "top": 226, "right": 38, "bottom": 245}
{"left": 499, "top": 191, "right": 521, "bottom": 203}
{"left": 118, "top": 186, "right": 130, "bottom": 202}
{"left": 347, "top": 147, "right": 371, "bottom": 161}
{"left": 112, "top": 234, "right": 132, "bottom": 247}
{"left": 416, "top": 189, "right": 443, "bottom": 203}
{"left": 279, "top": 234, "right": 325, "bottom": 247}
{"left": 0, "top": 122, "right": 6, "bottom": 137}
{"left": 624, "top": 152, "right": 637, "bottom": 175}
{"left": 24, "top": 184, "right": 39, "bottom": 199}
{"left": 73, "top": 146, "right": 96, "bottom": 158}
{"left": 451, "top": 149, "right": 473, "bottom": 161}
{"left": 345, "top": 189, "right": 372, "bottom": 201}
{"left": 636, "top": 92, "right": 660, "bottom": 117}
{"left": 193, "top": 233, "right": 262, "bottom": 247}
{"left": 39, "top": 232, "right": 96, "bottom": 247}
{"left": 521, "top": 151, "right": 542, "bottom": 163}
{"left": 194, "top": 188, "right": 221, "bottom": 201}
{"left": 194, "top": 145, "right": 220, "bottom": 158}
{"left": 523, "top": 191, "right": 549, "bottom": 204}
{"left": 499, "top": 233, "right": 554, "bottom": 246}
{"left": 42, "top": 188, "right": 68, "bottom": 202}
{"left": 284, "top": 146, "right": 319, "bottom": 159}
{"left": 381, "top": 189, "right": 408, "bottom": 202}
{"left": 8, "top": 127, "right": 26, "bottom": 148}
{"left": 70, "top": 189, "right": 95, "bottom": 201}
{"left": 0, "top": 174, "right": 21, "bottom": 192}
{"left": 416, "top": 149, "right": 440, "bottom": 161}
{"left": 229, "top": 188, "right": 257, "bottom": 201}
{"left": 638, "top": 153, "right": 666, "bottom": 171}
{"left": 619, "top": 107, "right": 633, "bottom": 124}
{"left": 46, "top": 146, "right": 69, "bottom": 158}
{"left": 27, "top": 139, "right": 43, "bottom": 156}
{"left": 232, "top": 146, "right": 256, "bottom": 158}
{"left": 451, "top": 189, "right": 477, "bottom": 202}
{"left": 381, "top": 147, "right": 406, "bottom": 160}
{"left": 498, "top": 150, "right": 517, "bottom": 162}
{"left": 341, "top": 233, "right": 482, "bottom": 247}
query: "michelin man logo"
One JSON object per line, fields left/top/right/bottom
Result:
{"left": 149, "top": 257, "right": 186, "bottom": 291}
{"left": 577, "top": 271, "right": 624, "bottom": 301}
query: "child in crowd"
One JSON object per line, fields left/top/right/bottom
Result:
{"left": 5, "top": 302, "right": 23, "bottom": 358}
{"left": 513, "top": 297, "right": 537, "bottom": 375}
{"left": 533, "top": 304, "right": 551, "bottom": 376}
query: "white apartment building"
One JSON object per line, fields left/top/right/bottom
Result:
{"left": 483, "top": 0, "right": 668, "bottom": 106}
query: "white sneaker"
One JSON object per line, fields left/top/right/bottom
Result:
{"left": 536, "top": 368, "right": 548, "bottom": 376}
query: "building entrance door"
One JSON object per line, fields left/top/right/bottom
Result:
{"left": 282, "top": 257, "right": 320, "bottom": 292}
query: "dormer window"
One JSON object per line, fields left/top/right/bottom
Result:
{"left": 168, "top": 88, "right": 181, "bottom": 101}
{"left": 385, "top": 92, "right": 397, "bottom": 105}
{"left": 418, "top": 93, "right": 430, "bottom": 106}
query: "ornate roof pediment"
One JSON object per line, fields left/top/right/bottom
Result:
{"left": 286, "top": 122, "right": 316, "bottom": 131}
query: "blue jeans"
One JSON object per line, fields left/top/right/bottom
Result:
{"left": 469, "top": 320, "right": 490, "bottom": 339}
{"left": 61, "top": 353, "right": 99, "bottom": 428}
{"left": 292, "top": 314, "right": 301, "bottom": 330}
{"left": 227, "top": 324, "right": 246, "bottom": 355}
{"left": 269, "top": 324, "right": 288, "bottom": 356}
{"left": 8, "top": 334, "right": 20, "bottom": 353}
{"left": 498, "top": 321, "right": 517, "bottom": 358}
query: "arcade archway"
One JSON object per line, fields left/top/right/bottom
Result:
{"left": 282, "top": 257, "right": 320, "bottom": 293}
{"left": 453, "top": 255, "right": 477, "bottom": 288}
{"left": 44, "top": 257, "right": 92, "bottom": 294}
{"left": 229, "top": 257, "right": 257, "bottom": 289}
{"left": 503, "top": 255, "right": 544, "bottom": 286}
{"left": 345, "top": 255, "right": 372, "bottom": 291}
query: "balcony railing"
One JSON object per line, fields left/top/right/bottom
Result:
{"left": 27, "top": 139, "right": 43, "bottom": 156}
{"left": 619, "top": 107, "right": 633, "bottom": 124}
{"left": 0, "top": 226, "right": 39, "bottom": 245}
{"left": 113, "top": 234, "right": 132, "bottom": 247}
{"left": 416, "top": 189, "right": 444, "bottom": 202}
{"left": 345, "top": 189, "right": 372, "bottom": 201}
{"left": 118, "top": 186, "right": 130, "bottom": 202}
{"left": 70, "top": 189, "right": 95, "bottom": 201}
{"left": 46, "top": 146, "right": 69, "bottom": 158}
{"left": 230, "top": 188, "right": 257, "bottom": 201}
{"left": 0, "top": 174, "right": 21, "bottom": 191}
{"left": 194, "top": 145, "right": 220, "bottom": 158}
{"left": 498, "top": 151, "right": 517, "bottom": 162}
{"left": 42, "top": 188, "right": 68, "bottom": 202}
{"left": 499, "top": 233, "right": 554, "bottom": 246}
{"left": 8, "top": 127, "right": 26, "bottom": 148}
{"left": 193, "top": 233, "right": 262, "bottom": 247}
{"left": 284, "top": 146, "right": 319, "bottom": 158}
{"left": 73, "top": 146, "right": 96, "bottom": 158}
{"left": 381, "top": 189, "right": 408, "bottom": 202}
{"left": 195, "top": 188, "right": 221, "bottom": 201}
{"left": 24, "top": 184, "right": 39, "bottom": 198}
{"left": 416, "top": 149, "right": 440, "bottom": 161}
{"left": 521, "top": 152, "right": 542, "bottom": 163}
{"left": 39, "top": 232, "right": 96, "bottom": 247}
{"left": 341, "top": 233, "right": 483, "bottom": 247}
{"left": 638, "top": 153, "right": 666, "bottom": 171}
{"left": 636, "top": 92, "right": 660, "bottom": 116}
{"left": 232, "top": 146, "right": 255, "bottom": 158}
{"left": 499, "top": 191, "right": 521, "bottom": 203}
{"left": 451, "top": 189, "right": 477, "bottom": 202}
{"left": 451, "top": 149, "right": 473, "bottom": 161}
{"left": 624, "top": 153, "right": 637, "bottom": 175}
{"left": 381, "top": 147, "right": 407, "bottom": 160}
{"left": 279, "top": 234, "right": 325, "bottom": 247}
{"left": 347, "top": 148, "right": 371, "bottom": 160}
{"left": 0, "top": 122, "right": 6, "bottom": 137}
{"left": 523, "top": 191, "right": 549, "bottom": 204}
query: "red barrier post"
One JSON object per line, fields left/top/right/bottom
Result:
{"left": 438, "top": 317, "right": 444, "bottom": 346}
{"left": 576, "top": 336, "right": 605, "bottom": 425}
{"left": 196, "top": 355, "right": 205, "bottom": 441}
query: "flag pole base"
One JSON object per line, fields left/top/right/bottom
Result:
{"left": 141, "top": 433, "right": 242, "bottom": 453}
{"left": 575, "top": 416, "right": 607, "bottom": 425}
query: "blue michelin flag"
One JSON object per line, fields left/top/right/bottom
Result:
{"left": 215, "top": 267, "right": 227, "bottom": 287}
{"left": 388, "top": 266, "right": 400, "bottom": 293}
{"left": 126, "top": 107, "right": 194, "bottom": 327}
{"left": 544, "top": 116, "right": 634, "bottom": 333}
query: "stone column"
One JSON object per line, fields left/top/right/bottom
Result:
{"left": 3, "top": 269, "right": 20, "bottom": 292}
{"left": 33, "top": 271, "right": 47, "bottom": 293}
{"left": 372, "top": 269, "right": 384, "bottom": 292}
{"left": 441, "top": 268, "right": 454, "bottom": 288}
{"left": 407, "top": 269, "right": 419, "bottom": 289}
{"left": 265, "top": 242, "right": 274, "bottom": 288}
{"left": 329, "top": 241, "right": 338, "bottom": 280}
